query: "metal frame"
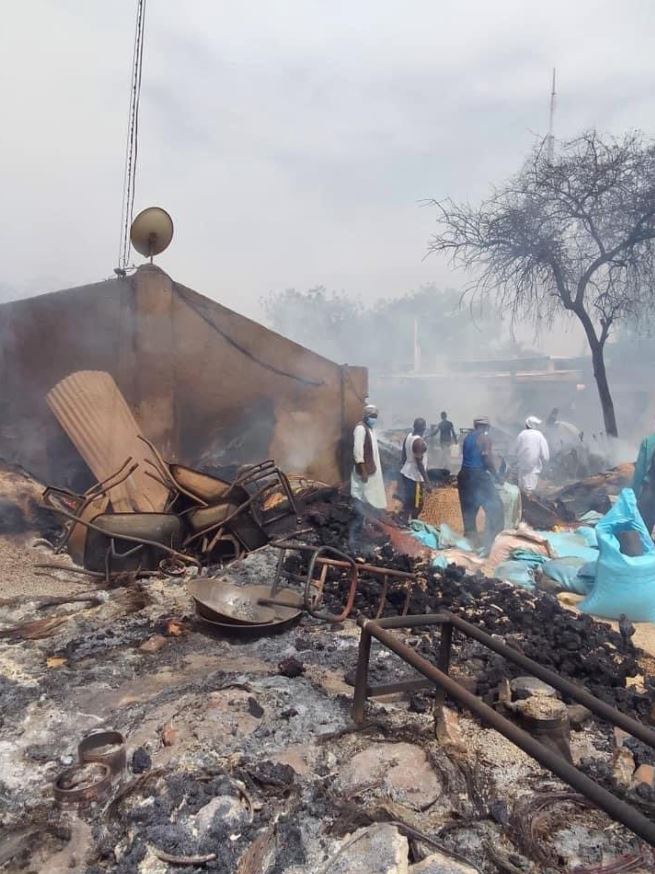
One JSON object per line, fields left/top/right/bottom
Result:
{"left": 182, "top": 462, "right": 299, "bottom": 554}
{"left": 268, "top": 539, "right": 415, "bottom": 622}
{"left": 47, "top": 504, "right": 199, "bottom": 581}
{"left": 352, "top": 612, "right": 655, "bottom": 848}
{"left": 43, "top": 458, "right": 139, "bottom": 553}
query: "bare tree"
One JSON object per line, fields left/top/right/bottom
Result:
{"left": 428, "top": 131, "right": 655, "bottom": 437}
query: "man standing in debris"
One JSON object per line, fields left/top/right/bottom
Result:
{"left": 633, "top": 426, "right": 655, "bottom": 536}
{"left": 349, "top": 404, "right": 386, "bottom": 549}
{"left": 514, "top": 416, "right": 550, "bottom": 493}
{"left": 457, "top": 416, "right": 504, "bottom": 549}
{"left": 400, "top": 418, "right": 429, "bottom": 522}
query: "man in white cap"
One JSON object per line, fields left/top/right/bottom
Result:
{"left": 349, "top": 403, "right": 387, "bottom": 548}
{"left": 514, "top": 416, "right": 550, "bottom": 493}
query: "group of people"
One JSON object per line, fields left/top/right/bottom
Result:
{"left": 351, "top": 404, "right": 655, "bottom": 550}
{"left": 349, "top": 405, "right": 562, "bottom": 550}
{"left": 349, "top": 405, "right": 504, "bottom": 549}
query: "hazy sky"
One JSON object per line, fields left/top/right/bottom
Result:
{"left": 2, "top": 0, "right": 655, "bottom": 328}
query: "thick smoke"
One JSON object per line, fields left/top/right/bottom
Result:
{"left": 262, "top": 284, "right": 654, "bottom": 465}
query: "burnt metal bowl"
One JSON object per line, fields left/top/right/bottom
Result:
{"left": 189, "top": 578, "right": 302, "bottom": 635}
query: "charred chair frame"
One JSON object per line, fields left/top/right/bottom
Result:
{"left": 183, "top": 462, "right": 299, "bottom": 557}
{"left": 268, "top": 540, "right": 416, "bottom": 622}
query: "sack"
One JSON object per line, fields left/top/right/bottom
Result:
{"left": 538, "top": 528, "right": 599, "bottom": 563}
{"left": 541, "top": 557, "right": 592, "bottom": 595}
{"left": 497, "top": 482, "right": 522, "bottom": 529}
{"left": 579, "top": 489, "right": 655, "bottom": 621}
{"left": 408, "top": 520, "right": 439, "bottom": 550}
{"left": 494, "top": 560, "right": 536, "bottom": 590}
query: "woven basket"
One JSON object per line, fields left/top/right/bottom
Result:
{"left": 420, "top": 485, "right": 465, "bottom": 534}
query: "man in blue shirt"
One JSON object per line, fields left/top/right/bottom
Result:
{"left": 457, "top": 416, "right": 504, "bottom": 549}
{"left": 633, "top": 429, "right": 655, "bottom": 536}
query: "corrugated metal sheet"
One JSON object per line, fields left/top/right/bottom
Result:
{"left": 46, "top": 371, "right": 169, "bottom": 513}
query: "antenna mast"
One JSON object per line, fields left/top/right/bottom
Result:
{"left": 547, "top": 67, "right": 557, "bottom": 162}
{"left": 117, "top": 0, "right": 148, "bottom": 272}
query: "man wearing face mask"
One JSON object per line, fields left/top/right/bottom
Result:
{"left": 349, "top": 403, "right": 387, "bottom": 549}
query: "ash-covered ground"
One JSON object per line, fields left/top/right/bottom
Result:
{"left": 0, "top": 483, "right": 654, "bottom": 872}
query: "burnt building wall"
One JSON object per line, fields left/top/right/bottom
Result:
{"left": 0, "top": 266, "right": 368, "bottom": 487}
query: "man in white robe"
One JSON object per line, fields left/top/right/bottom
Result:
{"left": 349, "top": 403, "right": 386, "bottom": 548}
{"left": 514, "top": 416, "right": 550, "bottom": 493}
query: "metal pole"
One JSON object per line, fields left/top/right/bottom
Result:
{"left": 446, "top": 613, "right": 655, "bottom": 750}
{"left": 365, "top": 613, "right": 655, "bottom": 751}
{"left": 353, "top": 626, "right": 372, "bottom": 724}
{"left": 358, "top": 619, "right": 655, "bottom": 848}
{"left": 434, "top": 621, "right": 453, "bottom": 709}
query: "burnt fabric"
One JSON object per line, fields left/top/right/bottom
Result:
{"left": 457, "top": 468, "right": 504, "bottom": 547}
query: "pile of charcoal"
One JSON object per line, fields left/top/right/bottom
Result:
{"left": 315, "top": 546, "right": 653, "bottom": 721}
{"left": 385, "top": 564, "right": 653, "bottom": 721}
{"left": 300, "top": 487, "right": 362, "bottom": 550}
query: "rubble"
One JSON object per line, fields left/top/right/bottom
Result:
{"left": 326, "top": 823, "right": 409, "bottom": 874}
{"left": 410, "top": 853, "right": 478, "bottom": 874}
{"left": 335, "top": 742, "right": 442, "bottom": 811}
{"left": 2, "top": 414, "right": 655, "bottom": 871}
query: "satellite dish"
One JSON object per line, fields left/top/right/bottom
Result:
{"left": 130, "top": 207, "right": 174, "bottom": 260}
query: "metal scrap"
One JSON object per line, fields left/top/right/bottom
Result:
{"left": 78, "top": 730, "right": 126, "bottom": 776}
{"left": 53, "top": 762, "right": 113, "bottom": 805}
{"left": 352, "top": 612, "right": 655, "bottom": 848}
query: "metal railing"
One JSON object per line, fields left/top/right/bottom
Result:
{"left": 352, "top": 612, "right": 655, "bottom": 848}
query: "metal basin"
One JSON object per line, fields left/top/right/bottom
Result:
{"left": 188, "top": 579, "right": 301, "bottom": 625}
{"left": 195, "top": 610, "right": 301, "bottom": 638}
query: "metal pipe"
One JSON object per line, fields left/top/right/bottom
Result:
{"left": 446, "top": 613, "right": 655, "bottom": 750}
{"left": 435, "top": 621, "right": 453, "bottom": 708}
{"left": 354, "top": 619, "right": 655, "bottom": 848}
{"left": 365, "top": 613, "right": 655, "bottom": 751}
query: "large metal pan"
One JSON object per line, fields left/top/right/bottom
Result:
{"left": 195, "top": 610, "right": 301, "bottom": 638}
{"left": 188, "top": 579, "right": 301, "bottom": 625}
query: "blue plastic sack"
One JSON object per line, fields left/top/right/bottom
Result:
{"left": 579, "top": 489, "right": 655, "bottom": 621}
{"left": 409, "top": 521, "right": 473, "bottom": 552}
{"left": 578, "top": 561, "right": 596, "bottom": 581}
{"left": 541, "top": 557, "right": 592, "bottom": 594}
{"left": 494, "top": 560, "right": 535, "bottom": 590}
{"left": 510, "top": 549, "right": 549, "bottom": 567}
{"left": 438, "top": 523, "right": 473, "bottom": 551}
{"left": 538, "top": 529, "right": 599, "bottom": 563}
{"left": 408, "top": 520, "right": 440, "bottom": 550}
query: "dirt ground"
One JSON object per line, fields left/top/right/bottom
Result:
{"left": 1, "top": 462, "right": 654, "bottom": 872}
{"left": 0, "top": 536, "right": 86, "bottom": 600}
{"left": 0, "top": 540, "right": 653, "bottom": 872}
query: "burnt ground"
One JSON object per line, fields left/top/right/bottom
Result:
{"left": 0, "top": 534, "right": 654, "bottom": 874}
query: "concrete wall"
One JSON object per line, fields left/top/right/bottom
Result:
{"left": 0, "top": 266, "right": 367, "bottom": 488}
